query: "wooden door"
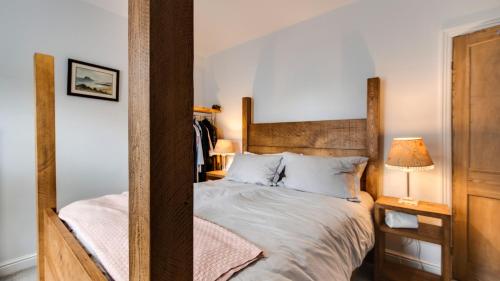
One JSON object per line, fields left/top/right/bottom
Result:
{"left": 452, "top": 25, "right": 500, "bottom": 281}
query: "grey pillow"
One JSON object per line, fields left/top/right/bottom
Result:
{"left": 281, "top": 153, "right": 368, "bottom": 199}
{"left": 226, "top": 153, "right": 283, "bottom": 186}
{"left": 244, "top": 151, "right": 287, "bottom": 185}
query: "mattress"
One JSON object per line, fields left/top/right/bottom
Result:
{"left": 59, "top": 180, "right": 374, "bottom": 281}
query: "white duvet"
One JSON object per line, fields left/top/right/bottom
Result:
{"left": 195, "top": 180, "right": 375, "bottom": 281}
{"left": 59, "top": 180, "right": 374, "bottom": 281}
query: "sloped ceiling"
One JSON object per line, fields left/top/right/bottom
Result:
{"left": 195, "top": 0, "right": 354, "bottom": 56}
{"left": 79, "top": 0, "right": 354, "bottom": 56}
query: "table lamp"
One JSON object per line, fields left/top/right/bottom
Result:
{"left": 213, "top": 139, "right": 234, "bottom": 171}
{"left": 385, "top": 137, "right": 434, "bottom": 206}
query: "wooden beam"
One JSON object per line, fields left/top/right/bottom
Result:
{"left": 129, "top": 0, "right": 193, "bottom": 280}
{"left": 34, "top": 53, "right": 57, "bottom": 281}
{"left": 242, "top": 97, "right": 252, "bottom": 152}
{"left": 44, "top": 209, "right": 107, "bottom": 281}
{"left": 366, "top": 77, "right": 381, "bottom": 199}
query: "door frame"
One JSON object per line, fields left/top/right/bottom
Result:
{"left": 440, "top": 16, "right": 500, "bottom": 207}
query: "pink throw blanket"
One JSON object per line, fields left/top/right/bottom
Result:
{"left": 194, "top": 216, "right": 263, "bottom": 281}
{"left": 58, "top": 193, "right": 262, "bottom": 281}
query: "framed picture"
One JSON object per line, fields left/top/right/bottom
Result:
{"left": 67, "top": 59, "right": 120, "bottom": 102}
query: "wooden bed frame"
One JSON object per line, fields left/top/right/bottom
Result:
{"left": 35, "top": 53, "right": 110, "bottom": 281}
{"left": 36, "top": 1, "right": 195, "bottom": 280}
{"left": 35, "top": 43, "right": 380, "bottom": 280}
{"left": 242, "top": 77, "right": 382, "bottom": 199}
{"left": 35, "top": 53, "right": 381, "bottom": 281}
{"left": 34, "top": 2, "right": 380, "bottom": 279}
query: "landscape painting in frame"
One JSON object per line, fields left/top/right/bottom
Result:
{"left": 68, "top": 59, "right": 120, "bottom": 101}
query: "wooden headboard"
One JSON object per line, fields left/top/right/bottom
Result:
{"left": 242, "top": 77, "right": 382, "bottom": 199}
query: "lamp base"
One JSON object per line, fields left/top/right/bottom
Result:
{"left": 398, "top": 197, "right": 419, "bottom": 206}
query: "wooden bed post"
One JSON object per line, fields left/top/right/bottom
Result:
{"left": 129, "top": 0, "right": 193, "bottom": 280}
{"left": 34, "top": 53, "right": 57, "bottom": 281}
{"left": 242, "top": 97, "right": 252, "bottom": 152}
{"left": 366, "top": 77, "right": 381, "bottom": 199}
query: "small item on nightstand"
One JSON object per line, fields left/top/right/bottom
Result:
{"left": 385, "top": 210, "right": 418, "bottom": 229}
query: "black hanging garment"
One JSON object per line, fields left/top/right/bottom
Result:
{"left": 200, "top": 118, "right": 217, "bottom": 171}
{"left": 201, "top": 118, "right": 217, "bottom": 147}
{"left": 193, "top": 118, "right": 218, "bottom": 182}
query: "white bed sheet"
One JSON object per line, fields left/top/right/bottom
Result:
{"left": 194, "top": 180, "right": 375, "bottom": 281}
{"left": 59, "top": 180, "right": 374, "bottom": 281}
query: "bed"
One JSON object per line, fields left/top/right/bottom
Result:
{"left": 34, "top": 50, "right": 381, "bottom": 281}
{"left": 58, "top": 180, "right": 375, "bottom": 281}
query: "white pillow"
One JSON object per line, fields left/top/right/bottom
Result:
{"left": 226, "top": 154, "right": 283, "bottom": 186}
{"left": 244, "top": 151, "right": 287, "bottom": 185}
{"left": 281, "top": 153, "right": 368, "bottom": 199}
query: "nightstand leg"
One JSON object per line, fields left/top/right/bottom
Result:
{"left": 441, "top": 217, "right": 451, "bottom": 281}
{"left": 374, "top": 206, "right": 385, "bottom": 281}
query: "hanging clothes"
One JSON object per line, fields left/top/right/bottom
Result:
{"left": 193, "top": 125, "right": 197, "bottom": 182}
{"left": 194, "top": 120, "right": 204, "bottom": 166}
{"left": 200, "top": 118, "right": 218, "bottom": 171}
{"left": 201, "top": 118, "right": 217, "bottom": 152}
{"left": 193, "top": 117, "right": 218, "bottom": 182}
{"left": 193, "top": 120, "right": 205, "bottom": 182}
{"left": 203, "top": 119, "right": 219, "bottom": 170}
{"left": 205, "top": 127, "right": 214, "bottom": 155}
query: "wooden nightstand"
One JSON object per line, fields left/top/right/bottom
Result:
{"left": 206, "top": 170, "right": 226, "bottom": 180}
{"left": 374, "top": 196, "right": 451, "bottom": 281}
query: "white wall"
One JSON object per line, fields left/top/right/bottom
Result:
{"left": 197, "top": 0, "right": 500, "bottom": 271}
{"left": 0, "top": 0, "right": 128, "bottom": 270}
{"left": 194, "top": 55, "right": 208, "bottom": 106}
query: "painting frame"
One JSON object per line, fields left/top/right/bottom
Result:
{"left": 67, "top": 59, "right": 120, "bottom": 102}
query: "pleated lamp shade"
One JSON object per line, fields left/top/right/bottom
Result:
{"left": 385, "top": 137, "right": 434, "bottom": 172}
